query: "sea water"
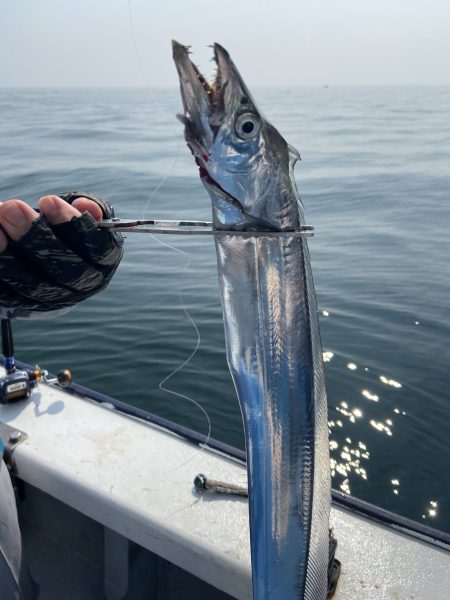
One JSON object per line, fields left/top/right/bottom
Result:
{"left": 0, "top": 86, "right": 449, "bottom": 532}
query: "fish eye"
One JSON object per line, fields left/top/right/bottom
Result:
{"left": 235, "top": 113, "right": 260, "bottom": 140}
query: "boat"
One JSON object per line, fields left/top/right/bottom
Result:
{"left": 1, "top": 350, "right": 450, "bottom": 599}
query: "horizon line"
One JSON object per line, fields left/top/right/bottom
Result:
{"left": 1, "top": 83, "right": 450, "bottom": 90}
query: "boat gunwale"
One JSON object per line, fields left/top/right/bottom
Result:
{"left": 3, "top": 356, "right": 450, "bottom": 552}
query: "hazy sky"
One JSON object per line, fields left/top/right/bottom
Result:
{"left": 1, "top": 0, "right": 450, "bottom": 87}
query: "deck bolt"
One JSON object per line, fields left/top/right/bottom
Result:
{"left": 9, "top": 430, "right": 22, "bottom": 443}
{"left": 193, "top": 473, "right": 248, "bottom": 497}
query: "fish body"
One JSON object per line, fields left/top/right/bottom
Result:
{"left": 173, "top": 42, "right": 330, "bottom": 599}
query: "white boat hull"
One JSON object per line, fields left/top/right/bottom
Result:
{"left": 1, "top": 364, "right": 449, "bottom": 599}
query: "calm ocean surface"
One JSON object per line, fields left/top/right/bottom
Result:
{"left": 1, "top": 87, "right": 449, "bottom": 532}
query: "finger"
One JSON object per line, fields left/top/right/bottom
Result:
{"left": 39, "top": 195, "right": 81, "bottom": 226}
{"left": 0, "top": 201, "right": 7, "bottom": 253}
{"left": 11, "top": 217, "right": 103, "bottom": 290}
{"left": 72, "top": 198, "right": 103, "bottom": 221}
{"left": 52, "top": 212, "right": 123, "bottom": 267}
{"left": 0, "top": 229, "right": 7, "bottom": 253}
{"left": 0, "top": 200, "right": 39, "bottom": 241}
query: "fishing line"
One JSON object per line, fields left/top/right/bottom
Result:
{"left": 127, "top": 0, "right": 161, "bottom": 105}
{"left": 152, "top": 235, "right": 212, "bottom": 469}
{"left": 127, "top": 0, "right": 182, "bottom": 221}
{"left": 127, "top": 0, "right": 213, "bottom": 467}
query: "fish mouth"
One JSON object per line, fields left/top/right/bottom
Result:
{"left": 172, "top": 40, "right": 243, "bottom": 206}
{"left": 172, "top": 40, "right": 230, "bottom": 150}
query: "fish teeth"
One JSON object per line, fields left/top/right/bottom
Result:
{"left": 194, "top": 70, "right": 211, "bottom": 93}
{"left": 176, "top": 113, "right": 189, "bottom": 125}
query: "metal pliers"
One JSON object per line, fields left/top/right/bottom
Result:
{"left": 98, "top": 219, "right": 314, "bottom": 238}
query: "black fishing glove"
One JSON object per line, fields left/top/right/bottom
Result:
{"left": 0, "top": 192, "right": 123, "bottom": 319}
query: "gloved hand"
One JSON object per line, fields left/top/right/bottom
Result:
{"left": 0, "top": 193, "right": 123, "bottom": 319}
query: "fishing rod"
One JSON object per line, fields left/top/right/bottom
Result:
{"left": 0, "top": 319, "right": 71, "bottom": 405}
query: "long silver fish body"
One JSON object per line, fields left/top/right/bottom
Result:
{"left": 173, "top": 41, "right": 331, "bottom": 599}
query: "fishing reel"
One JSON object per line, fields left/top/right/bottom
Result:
{"left": 0, "top": 319, "right": 72, "bottom": 405}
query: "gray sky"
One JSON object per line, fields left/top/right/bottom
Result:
{"left": 1, "top": 0, "right": 450, "bottom": 87}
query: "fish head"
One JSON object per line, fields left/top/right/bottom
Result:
{"left": 172, "top": 41, "right": 303, "bottom": 231}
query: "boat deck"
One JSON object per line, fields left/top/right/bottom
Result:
{"left": 1, "top": 367, "right": 450, "bottom": 599}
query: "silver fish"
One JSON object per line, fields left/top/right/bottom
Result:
{"left": 172, "top": 41, "right": 331, "bottom": 599}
